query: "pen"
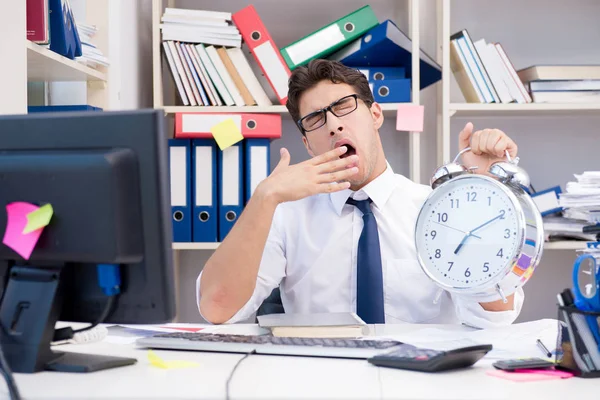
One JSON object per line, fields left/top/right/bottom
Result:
{"left": 536, "top": 339, "right": 552, "bottom": 358}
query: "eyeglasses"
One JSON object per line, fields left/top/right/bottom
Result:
{"left": 297, "top": 94, "right": 367, "bottom": 133}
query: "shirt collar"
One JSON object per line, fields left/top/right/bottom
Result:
{"left": 330, "top": 162, "right": 398, "bottom": 216}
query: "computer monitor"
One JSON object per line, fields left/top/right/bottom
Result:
{"left": 0, "top": 109, "right": 176, "bottom": 373}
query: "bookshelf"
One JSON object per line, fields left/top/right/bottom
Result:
{"left": 163, "top": 103, "right": 407, "bottom": 115}
{"left": 438, "top": 0, "right": 600, "bottom": 254}
{"left": 152, "top": 0, "right": 423, "bottom": 182}
{"left": 0, "top": 0, "right": 110, "bottom": 115}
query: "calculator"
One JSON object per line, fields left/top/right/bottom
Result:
{"left": 367, "top": 344, "right": 493, "bottom": 372}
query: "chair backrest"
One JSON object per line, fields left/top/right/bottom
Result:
{"left": 256, "top": 287, "right": 284, "bottom": 319}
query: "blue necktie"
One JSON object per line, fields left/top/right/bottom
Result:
{"left": 346, "top": 197, "right": 385, "bottom": 324}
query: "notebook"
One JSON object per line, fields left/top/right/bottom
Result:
{"left": 257, "top": 312, "right": 369, "bottom": 338}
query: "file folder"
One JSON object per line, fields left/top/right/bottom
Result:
{"left": 369, "top": 79, "right": 411, "bottom": 103}
{"left": 192, "top": 139, "right": 218, "bottom": 242}
{"left": 531, "top": 186, "right": 563, "bottom": 217}
{"left": 358, "top": 67, "right": 406, "bottom": 81}
{"left": 218, "top": 142, "right": 244, "bottom": 241}
{"left": 280, "top": 5, "right": 378, "bottom": 70}
{"left": 168, "top": 139, "right": 192, "bottom": 242}
{"left": 175, "top": 113, "right": 281, "bottom": 139}
{"left": 232, "top": 5, "right": 291, "bottom": 105}
{"left": 244, "top": 139, "right": 271, "bottom": 204}
{"left": 329, "top": 20, "right": 442, "bottom": 90}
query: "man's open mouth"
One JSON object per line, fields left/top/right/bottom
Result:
{"left": 340, "top": 144, "right": 356, "bottom": 158}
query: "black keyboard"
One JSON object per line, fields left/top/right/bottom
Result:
{"left": 136, "top": 332, "right": 405, "bottom": 359}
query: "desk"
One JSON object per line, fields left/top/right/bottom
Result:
{"left": 9, "top": 324, "right": 598, "bottom": 400}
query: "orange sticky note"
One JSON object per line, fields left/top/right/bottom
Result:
{"left": 210, "top": 118, "right": 244, "bottom": 150}
{"left": 2, "top": 202, "right": 44, "bottom": 260}
{"left": 396, "top": 104, "right": 424, "bottom": 132}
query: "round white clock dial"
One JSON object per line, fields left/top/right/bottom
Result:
{"left": 415, "top": 175, "right": 525, "bottom": 291}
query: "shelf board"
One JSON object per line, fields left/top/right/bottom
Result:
{"left": 450, "top": 103, "right": 600, "bottom": 117}
{"left": 26, "top": 41, "right": 106, "bottom": 82}
{"left": 172, "top": 241, "right": 586, "bottom": 251}
{"left": 544, "top": 241, "right": 590, "bottom": 250}
{"left": 162, "top": 103, "right": 402, "bottom": 116}
{"left": 172, "top": 242, "right": 220, "bottom": 250}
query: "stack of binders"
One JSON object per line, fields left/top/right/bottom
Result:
{"left": 325, "top": 18, "right": 442, "bottom": 102}
{"left": 168, "top": 113, "right": 281, "bottom": 243}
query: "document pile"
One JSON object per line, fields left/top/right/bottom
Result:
{"left": 553, "top": 171, "right": 600, "bottom": 243}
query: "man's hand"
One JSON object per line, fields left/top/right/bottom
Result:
{"left": 257, "top": 146, "right": 359, "bottom": 205}
{"left": 458, "top": 122, "right": 518, "bottom": 174}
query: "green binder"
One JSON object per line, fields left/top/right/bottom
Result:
{"left": 280, "top": 5, "right": 379, "bottom": 70}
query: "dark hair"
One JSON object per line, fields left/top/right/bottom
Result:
{"left": 285, "top": 59, "right": 374, "bottom": 131}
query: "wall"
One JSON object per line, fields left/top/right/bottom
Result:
{"left": 139, "top": 0, "right": 600, "bottom": 323}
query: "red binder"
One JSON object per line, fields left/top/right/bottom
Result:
{"left": 232, "top": 5, "right": 291, "bottom": 105}
{"left": 175, "top": 113, "right": 281, "bottom": 139}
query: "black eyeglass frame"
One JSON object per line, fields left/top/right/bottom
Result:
{"left": 296, "top": 94, "right": 371, "bottom": 134}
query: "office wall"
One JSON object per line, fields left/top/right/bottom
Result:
{"left": 129, "top": 0, "right": 600, "bottom": 323}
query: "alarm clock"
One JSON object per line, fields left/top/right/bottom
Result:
{"left": 414, "top": 147, "right": 544, "bottom": 303}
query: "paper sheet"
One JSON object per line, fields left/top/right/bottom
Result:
{"left": 379, "top": 319, "right": 559, "bottom": 360}
{"left": 2, "top": 202, "right": 45, "bottom": 260}
{"left": 210, "top": 118, "right": 244, "bottom": 150}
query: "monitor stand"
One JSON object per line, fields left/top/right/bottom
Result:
{"left": 0, "top": 265, "right": 136, "bottom": 373}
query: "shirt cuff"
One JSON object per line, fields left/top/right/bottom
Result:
{"left": 452, "top": 287, "right": 524, "bottom": 329}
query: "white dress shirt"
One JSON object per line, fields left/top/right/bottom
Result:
{"left": 196, "top": 162, "right": 524, "bottom": 328}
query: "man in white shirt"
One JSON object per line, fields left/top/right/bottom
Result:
{"left": 197, "top": 59, "right": 522, "bottom": 328}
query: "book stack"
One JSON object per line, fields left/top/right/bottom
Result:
{"left": 161, "top": 5, "right": 443, "bottom": 108}
{"left": 76, "top": 23, "right": 109, "bottom": 69}
{"left": 160, "top": 7, "right": 277, "bottom": 107}
{"left": 257, "top": 312, "right": 368, "bottom": 338}
{"left": 517, "top": 65, "right": 600, "bottom": 104}
{"left": 450, "top": 30, "right": 531, "bottom": 104}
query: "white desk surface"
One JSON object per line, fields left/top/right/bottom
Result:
{"left": 8, "top": 323, "right": 599, "bottom": 400}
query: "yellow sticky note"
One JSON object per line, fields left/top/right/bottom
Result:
{"left": 147, "top": 350, "right": 199, "bottom": 369}
{"left": 23, "top": 204, "right": 53, "bottom": 234}
{"left": 210, "top": 118, "right": 244, "bottom": 150}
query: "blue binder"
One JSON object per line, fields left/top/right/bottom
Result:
{"left": 28, "top": 105, "right": 103, "bottom": 113}
{"left": 369, "top": 79, "right": 411, "bottom": 103}
{"left": 168, "top": 139, "right": 192, "bottom": 242}
{"left": 192, "top": 139, "right": 218, "bottom": 242}
{"left": 49, "top": 0, "right": 82, "bottom": 59}
{"left": 218, "top": 142, "right": 244, "bottom": 242}
{"left": 357, "top": 67, "right": 406, "bottom": 81}
{"left": 329, "top": 20, "right": 441, "bottom": 90}
{"left": 244, "top": 139, "right": 271, "bottom": 204}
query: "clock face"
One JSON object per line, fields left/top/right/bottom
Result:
{"left": 415, "top": 176, "right": 523, "bottom": 290}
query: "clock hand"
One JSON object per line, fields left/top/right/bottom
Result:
{"left": 454, "top": 234, "right": 470, "bottom": 254}
{"left": 470, "top": 212, "right": 504, "bottom": 234}
{"left": 432, "top": 221, "right": 482, "bottom": 239}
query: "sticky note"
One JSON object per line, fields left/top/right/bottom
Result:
{"left": 23, "top": 203, "right": 53, "bottom": 234}
{"left": 147, "top": 350, "right": 200, "bottom": 369}
{"left": 486, "top": 368, "right": 571, "bottom": 382}
{"left": 210, "top": 118, "right": 244, "bottom": 150}
{"left": 396, "top": 104, "right": 424, "bottom": 132}
{"left": 2, "top": 202, "right": 44, "bottom": 260}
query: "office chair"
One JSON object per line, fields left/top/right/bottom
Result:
{"left": 256, "top": 287, "right": 285, "bottom": 318}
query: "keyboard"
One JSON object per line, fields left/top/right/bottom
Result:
{"left": 136, "top": 332, "right": 405, "bottom": 359}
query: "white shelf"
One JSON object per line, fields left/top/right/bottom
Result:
{"left": 172, "top": 242, "right": 220, "bottom": 250}
{"left": 544, "top": 241, "right": 589, "bottom": 250}
{"left": 450, "top": 103, "right": 600, "bottom": 117}
{"left": 26, "top": 41, "right": 106, "bottom": 82}
{"left": 171, "top": 241, "right": 587, "bottom": 251}
{"left": 162, "top": 103, "right": 403, "bottom": 116}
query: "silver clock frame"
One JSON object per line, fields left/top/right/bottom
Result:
{"left": 414, "top": 148, "right": 545, "bottom": 303}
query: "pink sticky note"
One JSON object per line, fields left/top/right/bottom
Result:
{"left": 396, "top": 104, "right": 424, "bottom": 132}
{"left": 486, "top": 369, "right": 567, "bottom": 382}
{"left": 2, "top": 202, "right": 44, "bottom": 260}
